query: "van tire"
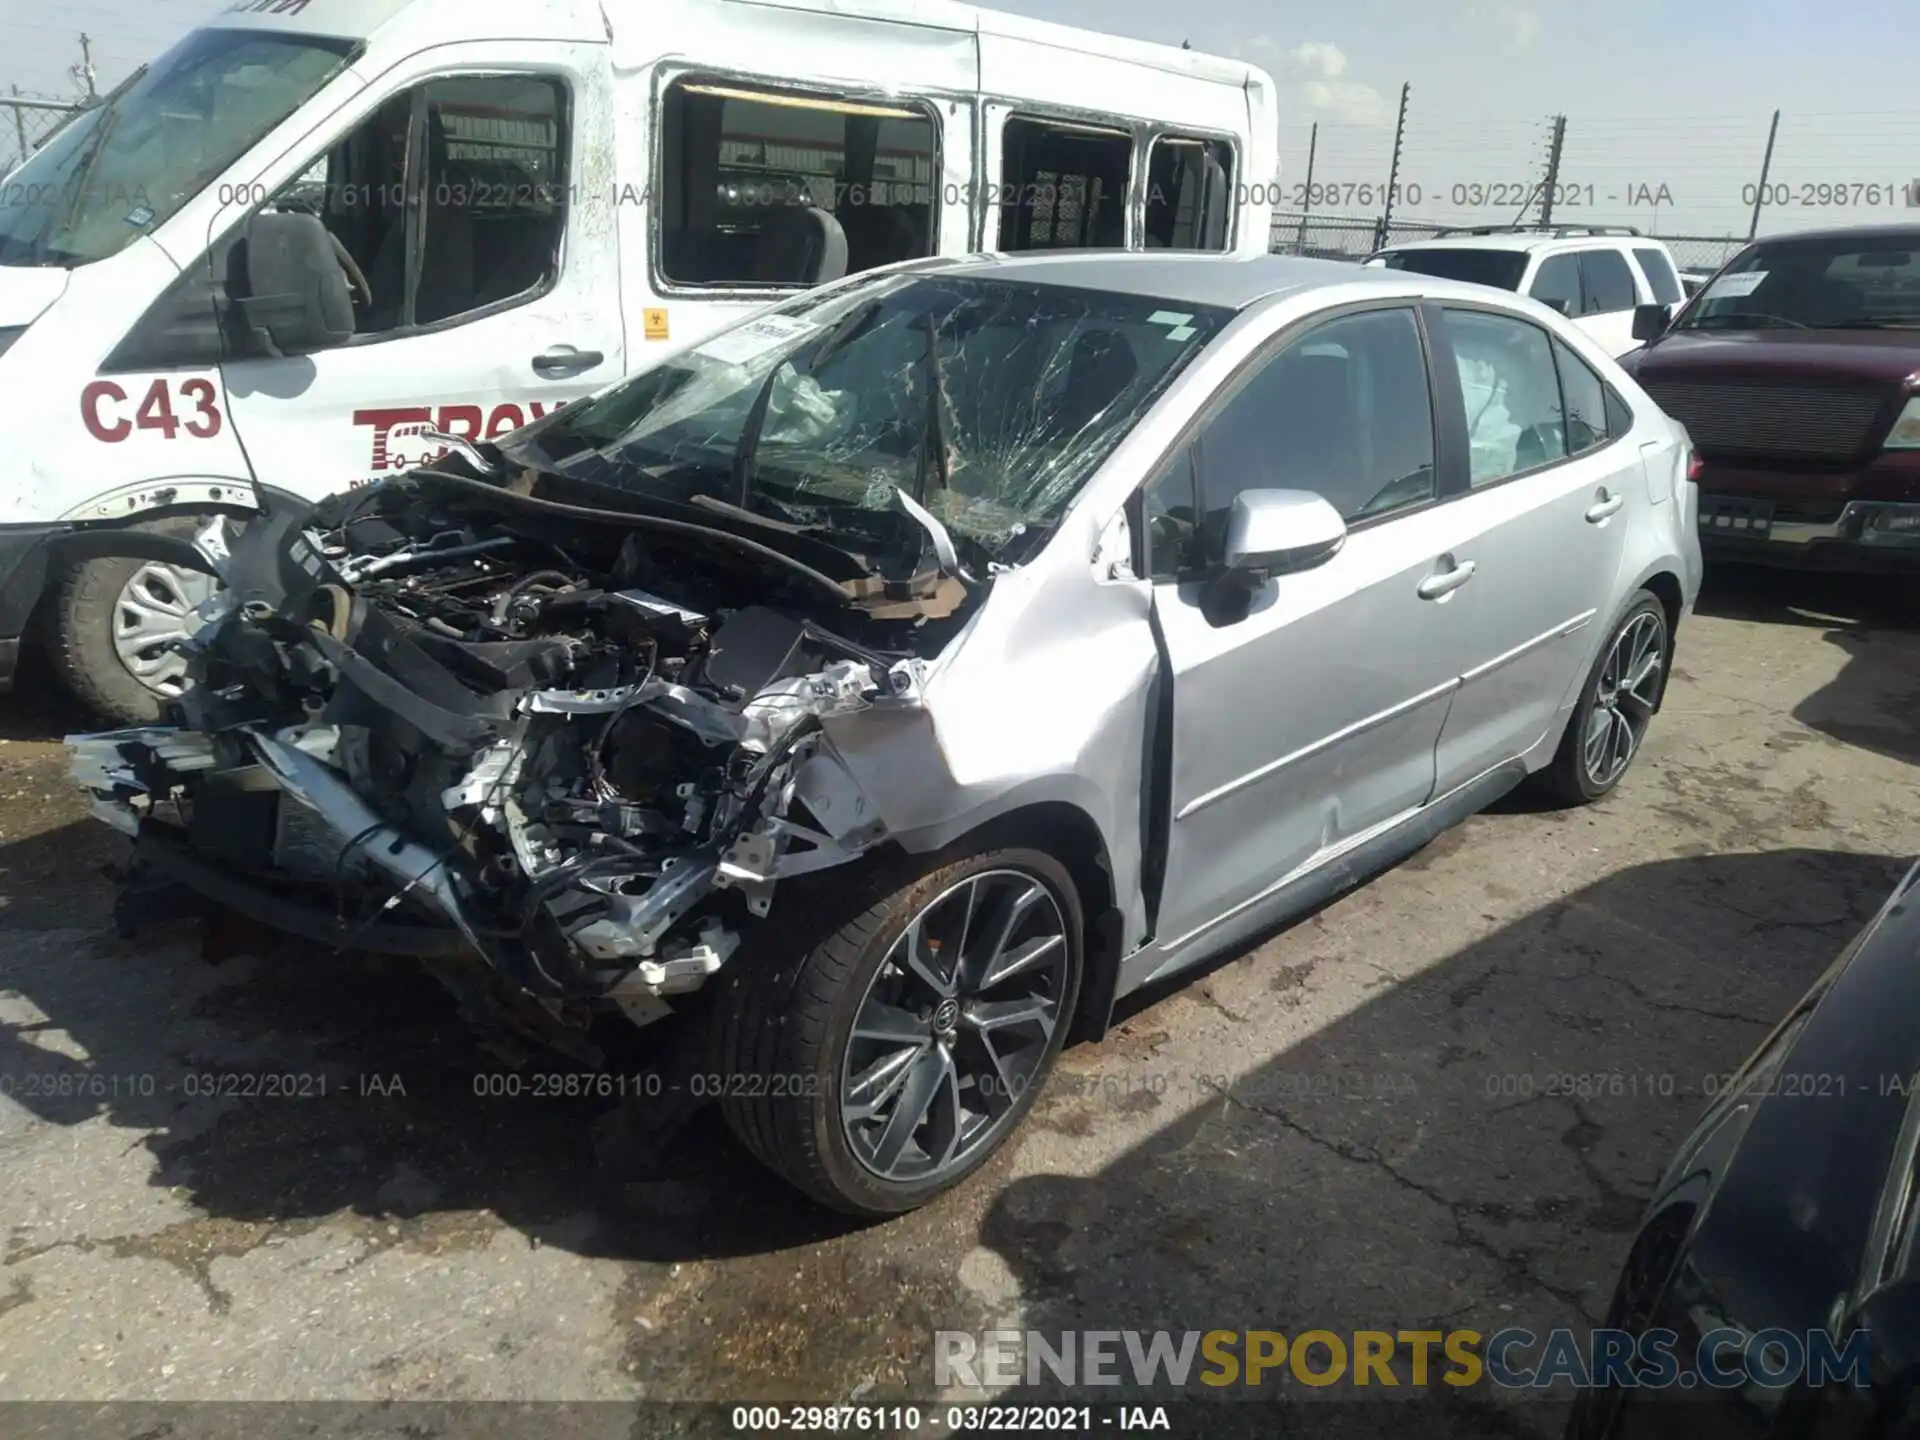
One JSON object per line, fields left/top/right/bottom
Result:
{"left": 50, "top": 515, "right": 211, "bottom": 727}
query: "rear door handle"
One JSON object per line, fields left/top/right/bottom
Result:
{"left": 1586, "top": 489, "right": 1626, "bottom": 523}
{"left": 1416, "top": 558, "right": 1476, "bottom": 600}
{"left": 531, "top": 347, "right": 604, "bottom": 376}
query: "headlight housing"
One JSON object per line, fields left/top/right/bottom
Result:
{"left": 1885, "top": 395, "right": 1920, "bottom": 449}
{"left": 0, "top": 326, "right": 25, "bottom": 361}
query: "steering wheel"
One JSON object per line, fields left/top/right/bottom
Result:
{"left": 326, "top": 230, "right": 374, "bottom": 310}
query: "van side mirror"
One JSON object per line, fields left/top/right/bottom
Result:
{"left": 1222, "top": 489, "right": 1347, "bottom": 582}
{"left": 1632, "top": 302, "right": 1673, "bottom": 342}
{"left": 233, "top": 211, "right": 353, "bottom": 357}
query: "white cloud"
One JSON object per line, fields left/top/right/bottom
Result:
{"left": 1471, "top": 2, "right": 1543, "bottom": 54}
{"left": 1237, "top": 38, "right": 1391, "bottom": 126}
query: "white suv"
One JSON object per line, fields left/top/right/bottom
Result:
{"left": 1365, "top": 226, "right": 1687, "bottom": 358}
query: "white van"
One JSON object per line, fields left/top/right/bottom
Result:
{"left": 0, "top": 0, "right": 1278, "bottom": 722}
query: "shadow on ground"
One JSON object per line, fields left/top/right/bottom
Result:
{"left": 952, "top": 845, "right": 1908, "bottom": 1436}
{"left": 1695, "top": 564, "right": 1920, "bottom": 766}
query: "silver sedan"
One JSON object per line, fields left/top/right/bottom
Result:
{"left": 70, "top": 251, "right": 1703, "bottom": 1217}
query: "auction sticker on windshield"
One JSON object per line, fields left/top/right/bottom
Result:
{"left": 695, "top": 314, "right": 823, "bottom": 367}
{"left": 1704, "top": 271, "right": 1768, "bottom": 300}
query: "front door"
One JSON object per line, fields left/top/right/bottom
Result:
{"left": 211, "top": 42, "right": 625, "bottom": 498}
{"left": 1144, "top": 305, "right": 1478, "bottom": 950}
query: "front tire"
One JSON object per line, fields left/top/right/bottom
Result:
{"left": 715, "top": 847, "right": 1085, "bottom": 1217}
{"left": 1534, "top": 590, "right": 1670, "bottom": 806}
{"left": 49, "top": 516, "right": 219, "bottom": 726}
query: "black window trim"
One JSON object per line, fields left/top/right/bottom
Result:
{"left": 648, "top": 64, "right": 950, "bottom": 300}
{"left": 1129, "top": 296, "right": 1451, "bottom": 583}
{"left": 1427, "top": 299, "right": 1634, "bottom": 496}
{"left": 104, "top": 65, "right": 576, "bottom": 371}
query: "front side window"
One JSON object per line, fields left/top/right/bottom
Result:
{"left": 1378, "top": 247, "right": 1528, "bottom": 291}
{"left": 997, "top": 116, "right": 1132, "bottom": 251}
{"left": 1145, "top": 136, "right": 1233, "bottom": 251}
{"left": 0, "top": 27, "right": 356, "bottom": 268}
{"left": 1676, "top": 235, "right": 1920, "bottom": 331}
{"left": 508, "top": 273, "right": 1229, "bottom": 571}
{"left": 1633, "top": 246, "right": 1684, "bottom": 305}
{"left": 1443, "top": 308, "right": 1567, "bottom": 485}
{"left": 1579, "top": 249, "right": 1639, "bottom": 314}
{"left": 1186, "top": 307, "right": 1436, "bottom": 556}
{"left": 657, "top": 78, "right": 937, "bottom": 287}
{"left": 271, "top": 72, "right": 568, "bottom": 338}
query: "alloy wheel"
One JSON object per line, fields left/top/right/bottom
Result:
{"left": 112, "top": 561, "right": 217, "bottom": 698}
{"left": 1583, "top": 609, "right": 1666, "bottom": 789}
{"left": 840, "top": 868, "right": 1071, "bottom": 1184}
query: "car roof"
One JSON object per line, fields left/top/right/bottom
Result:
{"left": 1378, "top": 232, "right": 1668, "bottom": 255}
{"left": 929, "top": 249, "right": 1437, "bottom": 311}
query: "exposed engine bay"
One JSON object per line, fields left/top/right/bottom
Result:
{"left": 69, "top": 464, "right": 979, "bottom": 1052}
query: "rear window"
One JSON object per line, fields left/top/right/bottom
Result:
{"left": 1633, "top": 246, "right": 1684, "bottom": 305}
{"left": 1377, "top": 248, "right": 1528, "bottom": 291}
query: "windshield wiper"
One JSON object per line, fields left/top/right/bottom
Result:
{"left": 1678, "top": 311, "right": 1810, "bottom": 331}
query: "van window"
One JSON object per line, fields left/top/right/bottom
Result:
{"left": 1145, "top": 136, "right": 1233, "bottom": 250}
{"left": 997, "top": 116, "right": 1132, "bottom": 251}
{"left": 657, "top": 78, "right": 937, "bottom": 288}
{"left": 279, "top": 74, "right": 569, "bottom": 337}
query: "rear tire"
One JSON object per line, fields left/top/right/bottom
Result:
{"left": 714, "top": 846, "right": 1084, "bottom": 1217}
{"left": 1533, "top": 590, "right": 1669, "bottom": 807}
{"left": 50, "top": 515, "right": 218, "bottom": 727}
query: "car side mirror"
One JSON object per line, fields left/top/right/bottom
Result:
{"left": 1222, "top": 489, "right": 1347, "bottom": 583}
{"left": 1632, "top": 302, "right": 1673, "bottom": 342}
{"left": 233, "top": 210, "right": 353, "bottom": 357}
{"left": 1541, "top": 297, "right": 1573, "bottom": 317}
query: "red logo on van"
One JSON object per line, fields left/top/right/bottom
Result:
{"left": 353, "top": 401, "right": 567, "bottom": 471}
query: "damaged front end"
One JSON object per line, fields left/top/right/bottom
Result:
{"left": 68, "top": 467, "right": 961, "bottom": 1050}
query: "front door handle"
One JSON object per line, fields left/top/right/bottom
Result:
{"left": 531, "top": 347, "right": 604, "bottom": 376}
{"left": 1586, "top": 489, "right": 1626, "bottom": 523}
{"left": 1416, "top": 557, "right": 1476, "bottom": 600}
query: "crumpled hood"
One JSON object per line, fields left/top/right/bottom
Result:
{"left": 0, "top": 266, "right": 69, "bottom": 328}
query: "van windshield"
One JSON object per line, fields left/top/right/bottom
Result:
{"left": 510, "top": 271, "right": 1229, "bottom": 566}
{"left": 1673, "top": 234, "right": 1920, "bottom": 331}
{"left": 0, "top": 28, "right": 356, "bottom": 269}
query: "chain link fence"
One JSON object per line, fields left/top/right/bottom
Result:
{"left": 2, "top": 93, "right": 90, "bottom": 177}
{"left": 1268, "top": 211, "right": 1752, "bottom": 276}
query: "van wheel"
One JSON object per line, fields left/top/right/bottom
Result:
{"left": 1533, "top": 590, "right": 1669, "bottom": 806}
{"left": 50, "top": 516, "right": 219, "bottom": 726}
{"left": 714, "top": 848, "right": 1084, "bottom": 1217}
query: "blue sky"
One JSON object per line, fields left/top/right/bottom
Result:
{"left": 5, "top": 0, "right": 1916, "bottom": 237}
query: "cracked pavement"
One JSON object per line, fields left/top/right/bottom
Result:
{"left": 0, "top": 567, "right": 1917, "bottom": 1433}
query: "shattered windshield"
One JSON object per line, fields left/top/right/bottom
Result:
{"left": 517, "top": 271, "right": 1231, "bottom": 559}
{"left": 0, "top": 28, "right": 356, "bottom": 268}
{"left": 1675, "top": 236, "right": 1920, "bottom": 331}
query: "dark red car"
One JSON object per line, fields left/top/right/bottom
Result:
{"left": 1622, "top": 225, "right": 1920, "bottom": 571}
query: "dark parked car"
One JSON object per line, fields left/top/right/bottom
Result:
{"left": 1570, "top": 856, "right": 1920, "bottom": 1438}
{"left": 1623, "top": 225, "right": 1920, "bottom": 572}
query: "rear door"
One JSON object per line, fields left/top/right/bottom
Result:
{"left": 1421, "top": 304, "right": 1637, "bottom": 789}
{"left": 1144, "top": 304, "right": 1476, "bottom": 949}
{"left": 210, "top": 41, "right": 625, "bottom": 497}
